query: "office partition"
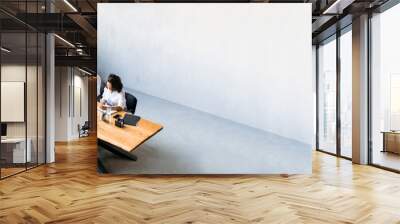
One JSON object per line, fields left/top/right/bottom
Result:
{"left": 317, "top": 36, "right": 337, "bottom": 155}
{"left": 0, "top": 2, "right": 47, "bottom": 179}
{"left": 316, "top": 24, "right": 353, "bottom": 160}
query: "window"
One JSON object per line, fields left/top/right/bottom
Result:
{"left": 339, "top": 28, "right": 352, "bottom": 158}
{"left": 318, "top": 36, "right": 337, "bottom": 154}
{"left": 370, "top": 2, "right": 400, "bottom": 171}
{"left": 317, "top": 26, "right": 353, "bottom": 159}
{"left": 0, "top": 2, "right": 47, "bottom": 179}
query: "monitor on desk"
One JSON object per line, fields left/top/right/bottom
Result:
{"left": 1, "top": 123, "right": 7, "bottom": 138}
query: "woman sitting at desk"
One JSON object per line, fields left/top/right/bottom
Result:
{"left": 99, "top": 74, "right": 126, "bottom": 111}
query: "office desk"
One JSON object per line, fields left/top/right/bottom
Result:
{"left": 1, "top": 138, "right": 32, "bottom": 165}
{"left": 382, "top": 131, "right": 400, "bottom": 154}
{"left": 97, "top": 103, "right": 163, "bottom": 162}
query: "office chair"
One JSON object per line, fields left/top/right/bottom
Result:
{"left": 79, "top": 121, "right": 90, "bottom": 138}
{"left": 97, "top": 81, "right": 106, "bottom": 102}
{"left": 125, "top": 92, "right": 137, "bottom": 114}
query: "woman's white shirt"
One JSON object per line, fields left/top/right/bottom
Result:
{"left": 100, "top": 87, "right": 126, "bottom": 110}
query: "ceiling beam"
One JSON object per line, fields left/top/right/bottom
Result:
{"left": 55, "top": 55, "right": 96, "bottom": 71}
{"left": 67, "top": 13, "right": 97, "bottom": 40}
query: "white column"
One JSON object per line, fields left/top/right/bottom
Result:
{"left": 352, "top": 14, "right": 369, "bottom": 164}
{"left": 46, "top": 32, "right": 55, "bottom": 163}
{"left": 312, "top": 45, "right": 317, "bottom": 150}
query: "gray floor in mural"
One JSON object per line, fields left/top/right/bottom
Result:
{"left": 98, "top": 90, "right": 312, "bottom": 174}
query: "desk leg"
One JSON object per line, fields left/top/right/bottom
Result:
{"left": 97, "top": 158, "right": 108, "bottom": 174}
{"left": 382, "top": 133, "right": 386, "bottom": 153}
{"left": 97, "top": 139, "right": 137, "bottom": 161}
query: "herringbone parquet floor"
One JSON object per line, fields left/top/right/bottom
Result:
{"left": 1, "top": 135, "right": 400, "bottom": 224}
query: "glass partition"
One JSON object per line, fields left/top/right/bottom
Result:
{"left": 0, "top": 3, "right": 46, "bottom": 179}
{"left": 370, "top": 3, "right": 400, "bottom": 171}
{"left": 317, "top": 36, "right": 337, "bottom": 154}
{"left": 339, "top": 28, "right": 352, "bottom": 158}
{"left": 317, "top": 26, "right": 353, "bottom": 160}
{"left": 38, "top": 32, "right": 46, "bottom": 165}
{"left": 27, "top": 31, "right": 38, "bottom": 169}
{"left": 1, "top": 31, "right": 28, "bottom": 177}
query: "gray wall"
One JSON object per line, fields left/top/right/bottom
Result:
{"left": 98, "top": 3, "right": 313, "bottom": 145}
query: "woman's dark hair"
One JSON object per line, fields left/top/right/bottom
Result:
{"left": 107, "top": 74, "right": 123, "bottom": 92}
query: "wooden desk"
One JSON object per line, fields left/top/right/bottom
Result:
{"left": 382, "top": 131, "right": 400, "bottom": 154}
{"left": 97, "top": 103, "right": 163, "bottom": 162}
{"left": 1, "top": 138, "right": 32, "bottom": 165}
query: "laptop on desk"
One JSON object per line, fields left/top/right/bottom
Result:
{"left": 97, "top": 107, "right": 118, "bottom": 115}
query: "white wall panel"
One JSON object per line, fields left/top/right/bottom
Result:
{"left": 98, "top": 3, "right": 312, "bottom": 144}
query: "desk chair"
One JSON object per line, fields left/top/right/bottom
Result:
{"left": 125, "top": 92, "right": 137, "bottom": 114}
{"left": 79, "top": 121, "right": 90, "bottom": 138}
{"left": 97, "top": 81, "right": 106, "bottom": 102}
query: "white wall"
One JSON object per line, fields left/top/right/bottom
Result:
{"left": 1, "top": 65, "right": 41, "bottom": 138}
{"left": 54, "top": 67, "right": 89, "bottom": 141}
{"left": 98, "top": 3, "right": 313, "bottom": 144}
{"left": 55, "top": 67, "right": 69, "bottom": 141}
{"left": 1, "top": 63, "right": 46, "bottom": 164}
{"left": 71, "top": 73, "right": 89, "bottom": 138}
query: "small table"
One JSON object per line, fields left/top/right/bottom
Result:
{"left": 1, "top": 138, "right": 32, "bottom": 167}
{"left": 97, "top": 103, "right": 163, "bottom": 172}
{"left": 381, "top": 131, "right": 400, "bottom": 154}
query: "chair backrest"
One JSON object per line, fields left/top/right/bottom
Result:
{"left": 100, "top": 81, "right": 106, "bottom": 95}
{"left": 97, "top": 81, "right": 106, "bottom": 102}
{"left": 82, "top": 121, "right": 90, "bottom": 129}
{"left": 125, "top": 92, "right": 137, "bottom": 114}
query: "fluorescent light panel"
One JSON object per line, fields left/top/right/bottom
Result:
{"left": 54, "top": 34, "right": 75, "bottom": 48}
{"left": 323, "top": 0, "right": 341, "bottom": 14}
{"left": 78, "top": 67, "right": 93, "bottom": 76}
{"left": 63, "top": 0, "right": 78, "bottom": 12}
{"left": 1, "top": 47, "right": 11, "bottom": 53}
{"left": 323, "top": 0, "right": 354, "bottom": 14}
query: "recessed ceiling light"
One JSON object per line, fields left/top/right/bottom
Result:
{"left": 78, "top": 67, "right": 93, "bottom": 76}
